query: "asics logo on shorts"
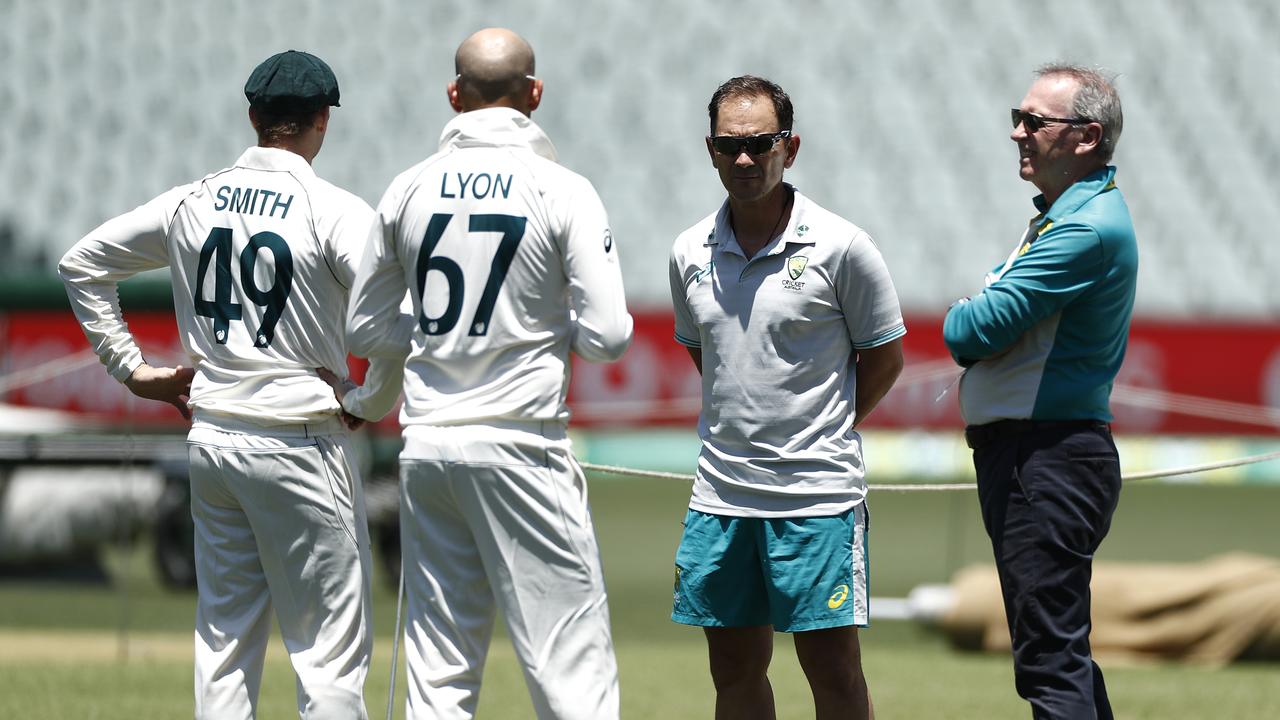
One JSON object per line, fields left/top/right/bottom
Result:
{"left": 827, "top": 584, "right": 850, "bottom": 610}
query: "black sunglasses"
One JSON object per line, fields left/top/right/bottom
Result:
{"left": 1010, "top": 109, "right": 1092, "bottom": 133}
{"left": 709, "top": 130, "right": 792, "bottom": 156}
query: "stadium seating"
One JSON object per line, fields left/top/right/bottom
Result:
{"left": 3, "top": 0, "right": 1279, "bottom": 317}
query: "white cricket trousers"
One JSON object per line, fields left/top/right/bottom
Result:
{"left": 399, "top": 421, "right": 619, "bottom": 720}
{"left": 187, "top": 414, "right": 373, "bottom": 720}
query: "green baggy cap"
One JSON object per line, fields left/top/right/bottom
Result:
{"left": 244, "top": 50, "right": 340, "bottom": 113}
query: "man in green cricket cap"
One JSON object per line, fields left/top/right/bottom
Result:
{"left": 243, "top": 49, "right": 342, "bottom": 164}
{"left": 59, "top": 48, "right": 403, "bottom": 719}
{"left": 245, "top": 49, "right": 342, "bottom": 112}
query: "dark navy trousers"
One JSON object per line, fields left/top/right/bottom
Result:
{"left": 967, "top": 421, "right": 1122, "bottom": 720}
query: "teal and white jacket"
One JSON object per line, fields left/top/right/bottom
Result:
{"left": 943, "top": 166, "right": 1138, "bottom": 425}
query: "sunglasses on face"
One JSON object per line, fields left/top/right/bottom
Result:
{"left": 1010, "top": 109, "right": 1092, "bottom": 133}
{"left": 709, "top": 130, "right": 792, "bottom": 156}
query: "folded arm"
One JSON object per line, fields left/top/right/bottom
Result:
{"left": 944, "top": 223, "right": 1102, "bottom": 364}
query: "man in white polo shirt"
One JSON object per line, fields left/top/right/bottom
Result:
{"left": 669, "top": 75, "right": 905, "bottom": 720}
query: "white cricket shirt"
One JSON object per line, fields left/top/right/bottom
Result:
{"left": 669, "top": 187, "right": 906, "bottom": 517}
{"left": 347, "top": 107, "right": 633, "bottom": 453}
{"left": 59, "top": 146, "right": 402, "bottom": 426}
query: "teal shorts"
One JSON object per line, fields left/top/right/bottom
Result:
{"left": 671, "top": 505, "right": 869, "bottom": 632}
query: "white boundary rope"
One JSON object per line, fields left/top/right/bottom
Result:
{"left": 1112, "top": 385, "right": 1280, "bottom": 428}
{"left": 567, "top": 358, "right": 1280, "bottom": 431}
{"left": 6, "top": 351, "right": 1280, "bottom": 430}
{"left": 581, "top": 462, "right": 977, "bottom": 491}
{"left": 3, "top": 350, "right": 1280, "bottom": 490}
{"left": 1121, "top": 448, "right": 1280, "bottom": 481}
{"left": 582, "top": 447, "right": 1280, "bottom": 490}
{"left": 0, "top": 349, "right": 100, "bottom": 393}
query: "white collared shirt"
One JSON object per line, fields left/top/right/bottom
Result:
{"left": 669, "top": 187, "right": 906, "bottom": 517}
{"left": 347, "top": 108, "right": 633, "bottom": 443}
{"left": 59, "top": 146, "right": 402, "bottom": 425}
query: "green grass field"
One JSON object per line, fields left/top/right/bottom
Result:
{"left": 3, "top": 475, "right": 1280, "bottom": 718}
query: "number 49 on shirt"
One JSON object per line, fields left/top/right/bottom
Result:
{"left": 193, "top": 227, "right": 294, "bottom": 347}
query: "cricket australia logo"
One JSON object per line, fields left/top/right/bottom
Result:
{"left": 783, "top": 255, "right": 809, "bottom": 291}
{"left": 787, "top": 256, "right": 809, "bottom": 279}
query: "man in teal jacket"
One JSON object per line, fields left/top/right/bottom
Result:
{"left": 944, "top": 64, "right": 1137, "bottom": 720}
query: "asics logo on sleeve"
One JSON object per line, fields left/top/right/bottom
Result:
{"left": 692, "top": 260, "right": 714, "bottom": 283}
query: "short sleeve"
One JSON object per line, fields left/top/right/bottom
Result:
{"left": 838, "top": 231, "right": 906, "bottom": 349}
{"left": 669, "top": 241, "right": 701, "bottom": 348}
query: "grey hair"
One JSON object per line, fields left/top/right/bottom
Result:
{"left": 1036, "top": 63, "right": 1123, "bottom": 163}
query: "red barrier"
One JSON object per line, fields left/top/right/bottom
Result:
{"left": 5, "top": 310, "right": 1279, "bottom": 435}
{"left": 566, "top": 314, "right": 1280, "bottom": 435}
